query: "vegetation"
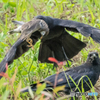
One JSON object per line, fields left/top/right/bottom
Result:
{"left": 0, "top": 0, "right": 100, "bottom": 99}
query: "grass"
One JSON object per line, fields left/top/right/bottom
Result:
{"left": 0, "top": 0, "right": 100, "bottom": 99}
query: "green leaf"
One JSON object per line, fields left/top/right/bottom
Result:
{"left": 2, "top": 0, "right": 8, "bottom": 3}
{"left": 0, "top": 90, "right": 9, "bottom": 100}
{"left": 0, "top": 78, "right": 5, "bottom": 89}
{"left": 29, "top": 87, "right": 34, "bottom": 99}
{"left": 1, "top": 42, "right": 8, "bottom": 46}
{"left": 3, "top": 3, "right": 9, "bottom": 10}
{"left": 36, "top": 83, "right": 46, "bottom": 95}
{"left": 22, "top": 71, "right": 27, "bottom": 75}
{"left": 8, "top": 2, "right": 16, "bottom": 7}
{"left": 15, "top": 81, "right": 22, "bottom": 100}
{"left": 53, "top": 85, "right": 66, "bottom": 93}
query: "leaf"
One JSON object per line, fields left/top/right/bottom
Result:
{"left": 0, "top": 78, "right": 5, "bottom": 89}
{"left": 15, "top": 81, "right": 22, "bottom": 100}
{"left": 53, "top": 85, "right": 66, "bottom": 93}
{"left": 39, "top": 94, "right": 44, "bottom": 100}
{"left": 0, "top": 90, "right": 9, "bottom": 100}
{"left": 2, "top": 0, "right": 8, "bottom": 3}
{"left": 11, "top": 68, "right": 17, "bottom": 85}
{"left": 29, "top": 87, "right": 34, "bottom": 99}
{"left": 22, "top": 71, "right": 27, "bottom": 75}
{"left": 8, "top": 2, "right": 16, "bottom": 7}
{"left": 17, "top": 98, "right": 23, "bottom": 100}
{"left": 37, "top": 83, "right": 42, "bottom": 87}
{"left": 36, "top": 83, "right": 46, "bottom": 95}
{"left": 3, "top": 2, "right": 9, "bottom": 10}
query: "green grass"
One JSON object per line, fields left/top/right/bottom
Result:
{"left": 0, "top": 0, "right": 100, "bottom": 99}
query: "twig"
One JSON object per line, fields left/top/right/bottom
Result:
{"left": 53, "top": 71, "right": 59, "bottom": 100}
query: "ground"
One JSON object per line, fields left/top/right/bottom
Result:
{"left": 0, "top": 0, "right": 100, "bottom": 100}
